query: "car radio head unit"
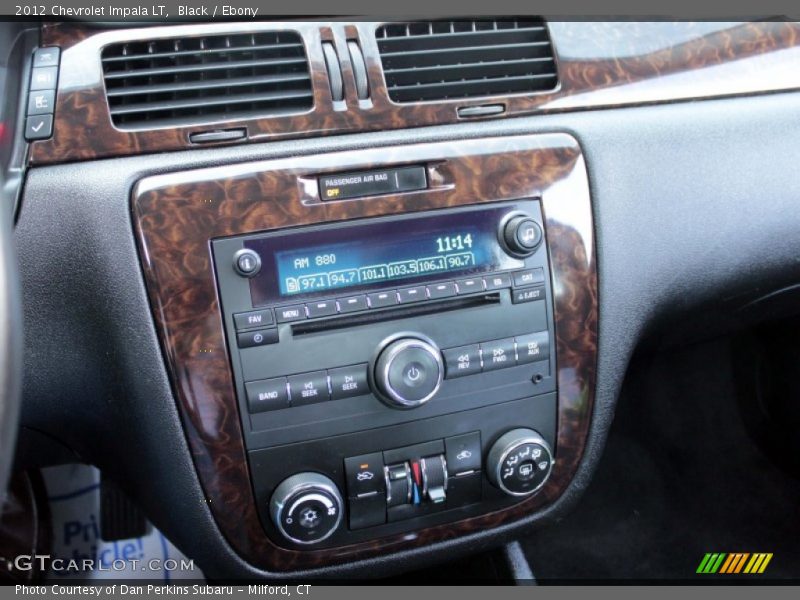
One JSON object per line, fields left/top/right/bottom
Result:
{"left": 242, "top": 205, "right": 526, "bottom": 305}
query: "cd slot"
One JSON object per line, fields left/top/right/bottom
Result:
{"left": 291, "top": 293, "right": 501, "bottom": 336}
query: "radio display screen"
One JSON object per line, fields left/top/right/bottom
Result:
{"left": 244, "top": 206, "right": 525, "bottom": 306}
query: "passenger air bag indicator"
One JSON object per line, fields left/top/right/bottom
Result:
{"left": 319, "top": 166, "right": 427, "bottom": 201}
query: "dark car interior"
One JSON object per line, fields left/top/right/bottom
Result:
{"left": 1, "top": 17, "right": 799, "bottom": 583}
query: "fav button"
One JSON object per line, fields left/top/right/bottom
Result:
{"left": 233, "top": 309, "right": 274, "bottom": 330}
{"left": 329, "top": 364, "right": 369, "bottom": 400}
{"left": 480, "top": 337, "right": 517, "bottom": 371}
{"left": 442, "top": 344, "right": 481, "bottom": 378}
{"left": 245, "top": 378, "right": 289, "bottom": 413}
{"left": 287, "top": 371, "right": 330, "bottom": 406}
{"left": 515, "top": 331, "right": 550, "bottom": 364}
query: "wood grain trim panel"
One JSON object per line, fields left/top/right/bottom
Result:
{"left": 33, "top": 20, "right": 800, "bottom": 164}
{"left": 131, "top": 133, "right": 596, "bottom": 571}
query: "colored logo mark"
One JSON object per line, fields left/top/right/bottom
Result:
{"left": 697, "top": 553, "right": 773, "bottom": 574}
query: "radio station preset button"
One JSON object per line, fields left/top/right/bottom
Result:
{"left": 442, "top": 344, "right": 481, "bottom": 378}
{"left": 455, "top": 278, "right": 485, "bottom": 294}
{"left": 427, "top": 281, "right": 457, "bottom": 300}
{"left": 237, "top": 328, "right": 278, "bottom": 349}
{"left": 246, "top": 377, "right": 289, "bottom": 413}
{"left": 397, "top": 286, "right": 427, "bottom": 304}
{"left": 513, "top": 268, "right": 545, "bottom": 288}
{"left": 484, "top": 273, "right": 512, "bottom": 291}
{"left": 337, "top": 295, "right": 368, "bottom": 313}
{"left": 276, "top": 305, "right": 306, "bottom": 323}
{"left": 367, "top": 290, "right": 399, "bottom": 308}
{"left": 512, "top": 286, "right": 545, "bottom": 304}
{"left": 515, "top": 332, "right": 550, "bottom": 364}
{"left": 287, "top": 371, "right": 330, "bottom": 406}
{"left": 329, "top": 364, "right": 369, "bottom": 400}
{"left": 306, "top": 300, "right": 338, "bottom": 318}
{"left": 480, "top": 337, "right": 516, "bottom": 371}
{"left": 233, "top": 309, "right": 274, "bottom": 330}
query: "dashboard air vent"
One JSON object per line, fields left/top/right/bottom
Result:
{"left": 376, "top": 19, "right": 557, "bottom": 103}
{"left": 101, "top": 32, "right": 312, "bottom": 128}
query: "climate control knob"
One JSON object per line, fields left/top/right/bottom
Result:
{"left": 501, "top": 213, "right": 543, "bottom": 257}
{"left": 269, "top": 473, "right": 343, "bottom": 545}
{"left": 487, "top": 428, "right": 554, "bottom": 496}
{"left": 373, "top": 337, "right": 444, "bottom": 409}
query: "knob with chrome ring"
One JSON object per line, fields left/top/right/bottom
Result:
{"left": 373, "top": 336, "right": 444, "bottom": 409}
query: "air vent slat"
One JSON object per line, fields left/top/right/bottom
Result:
{"left": 377, "top": 19, "right": 558, "bottom": 103}
{"left": 101, "top": 42, "right": 304, "bottom": 63}
{"left": 377, "top": 26, "right": 547, "bottom": 52}
{"left": 106, "top": 72, "right": 311, "bottom": 98}
{"left": 385, "top": 57, "right": 554, "bottom": 86}
{"left": 109, "top": 89, "right": 314, "bottom": 116}
{"left": 103, "top": 56, "right": 308, "bottom": 80}
{"left": 102, "top": 31, "right": 312, "bottom": 128}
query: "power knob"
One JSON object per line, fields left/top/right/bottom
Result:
{"left": 373, "top": 336, "right": 444, "bottom": 409}
{"left": 269, "top": 473, "right": 343, "bottom": 545}
{"left": 500, "top": 212, "right": 543, "bottom": 257}
{"left": 487, "top": 428, "right": 554, "bottom": 497}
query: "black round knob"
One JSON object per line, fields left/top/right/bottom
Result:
{"left": 373, "top": 337, "right": 444, "bottom": 408}
{"left": 501, "top": 213, "right": 543, "bottom": 257}
{"left": 487, "top": 428, "right": 554, "bottom": 497}
{"left": 269, "top": 473, "right": 343, "bottom": 545}
{"left": 233, "top": 248, "right": 262, "bottom": 277}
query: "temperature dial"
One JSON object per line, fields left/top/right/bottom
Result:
{"left": 487, "top": 428, "right": 554, "bottom": 496}
{"left": 373, "top": 336, "right": 444, "bottom": 409}
{"left": 269, "top": 473, "right": 343, "bottom": 545}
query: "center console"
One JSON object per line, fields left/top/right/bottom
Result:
{"left": 213, "top": 199, "right": 556, "bottom": 547}
{"left": 132, "top": 133, "right": 596, "bottom": 571}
